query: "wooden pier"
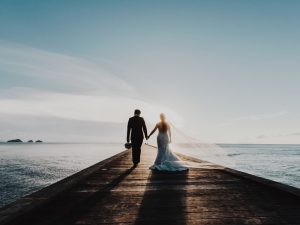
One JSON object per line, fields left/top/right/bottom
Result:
{"left": 0, "top": 144, "right": 300, "bottom": 225}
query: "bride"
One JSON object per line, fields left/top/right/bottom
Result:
{"left": 147, "top": 113, "right": 188, "bottom": 171}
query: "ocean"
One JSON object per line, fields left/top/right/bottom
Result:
{"left": 0, "top": 143, "right": 299, "bottom": 208}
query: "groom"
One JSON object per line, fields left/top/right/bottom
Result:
{"left": 127, "top": 109, "right": 148, "bottom": 166}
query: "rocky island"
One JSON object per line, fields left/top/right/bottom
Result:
{"left": 6, "top": 139, "right": 43, "bottom": 143}
{"left": 7, "top": 139, "right": 23, "bottom": 143}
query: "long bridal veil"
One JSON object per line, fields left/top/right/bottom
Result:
{"left": 147, "top": 122, "right": 235, "bottom": 169}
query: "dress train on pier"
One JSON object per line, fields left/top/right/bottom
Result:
{"left": 150, "top": 132, "right": 188, "bottom": 171}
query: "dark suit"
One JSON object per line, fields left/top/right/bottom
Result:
{"left": 127, "top": 115, "right": 148, "bottom": 164}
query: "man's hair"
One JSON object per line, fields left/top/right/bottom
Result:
{"left": 134, "top": 109, "right": 141, "bottom": 115}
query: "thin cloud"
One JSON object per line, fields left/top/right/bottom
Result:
{"left": 256, "top": 132, "right": 300, "bottom": 139}
{"left": 0, "top": 89, "right": 183, "bottom": 124}
{"left": 220, "top": 111, "right": 289, "bottom": 127}
{"left": 0, "top": 42, "right": 183, "bottom": 141}
{"left": 237, "top": 111, "right": 289, "bottom": 121}
{"left": 0, "top": 41, "right": 134, "bottom": 95}
{"left": 257, "top": 135, "right": 267, "bottom": 139}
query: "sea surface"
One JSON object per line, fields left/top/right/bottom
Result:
{"left": 0, "top": 143, "right": 299, "bottom": 208}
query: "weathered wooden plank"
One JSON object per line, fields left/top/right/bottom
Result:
{"left": 0, "top": 144, "right": 299, "bottom": 225}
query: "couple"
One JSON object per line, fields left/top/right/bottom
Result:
{"left": 126, "top": 109, "right": 188, "bottom": 171}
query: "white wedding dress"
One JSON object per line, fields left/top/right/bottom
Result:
{"left": 150, "top": 132, "right": 188, "bottom": 171}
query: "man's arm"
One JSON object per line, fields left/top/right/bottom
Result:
{"left": 142, "top": 118, "right": 148, "bottom": 139}
{"left": 127, "top": 118, "right": 131, "bottom": 143}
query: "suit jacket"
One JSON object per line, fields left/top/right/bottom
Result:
{"left": 127, "top": 116, "right": 148, "bottom": 142}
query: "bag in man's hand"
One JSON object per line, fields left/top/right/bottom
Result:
{"left": 124, "top": 143, "right": 132, "bottom": 149}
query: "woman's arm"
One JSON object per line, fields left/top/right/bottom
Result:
{"left": 148, "top": 124, "right": 158, "bottom": 139}
{"left": 168, "top": 124, "right": 172, "bottom": 143}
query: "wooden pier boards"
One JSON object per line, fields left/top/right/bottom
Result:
{"left": 0, "top": 144, "right": 300, "bottom": 225}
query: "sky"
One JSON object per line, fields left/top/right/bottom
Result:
{"left": 0, "top": 0, "right": 299, "bottom": 143}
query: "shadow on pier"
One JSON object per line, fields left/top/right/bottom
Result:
{"left": 134, "top": 170, "right": 188, "bottom": 225}
{"left": 1, "top": 145, "right": 300, "bottom": 225}
{"left": 63, "top": 166, "right": 136, "bottom": 225}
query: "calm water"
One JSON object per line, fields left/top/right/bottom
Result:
{"left": 0, "top": 143, "right": 122, "bottom": 208}
{"left": 0, "top": 143, "right": 299, "bottom": 208}
{"left": 174, "top": 143, "right": 300, "bottom": 189}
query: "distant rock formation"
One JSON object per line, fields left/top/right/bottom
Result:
{"left": 7, "top": 139, "right": 23, "bottom": 143}
{"left": 6, "top": 139, "right": 43, "bottom": 143}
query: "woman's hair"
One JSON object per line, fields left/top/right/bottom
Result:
{"left": 160, "top": 113, "right": 168, "bottom": 132}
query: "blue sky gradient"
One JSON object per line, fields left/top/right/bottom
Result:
{"left": 0, "top": 0, "right": 300, "bottom": 143}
